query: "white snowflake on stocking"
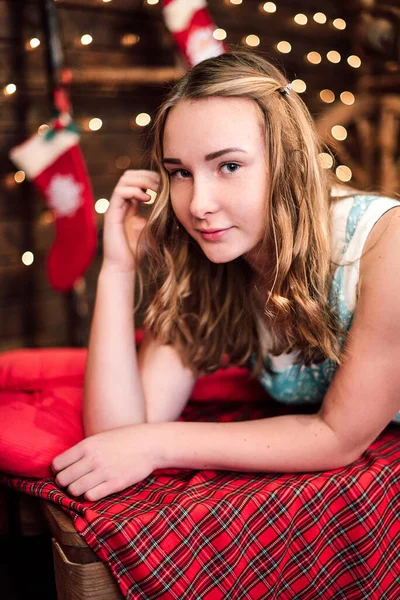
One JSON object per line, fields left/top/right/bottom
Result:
{"left": 186, "top": 27, "right": 225, "bottom": 66}
{"left": 46, "top": 174, "right": 83, "bottom": 217}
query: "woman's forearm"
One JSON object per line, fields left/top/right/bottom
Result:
{"left": 151, "top": 413, "right": 359, "bottom": 474}
{"left": 83, "top": 264, "right": 146, "bottom": 436}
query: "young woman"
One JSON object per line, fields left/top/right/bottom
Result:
{"left": 51, "top": 49, "right": 400, "bottom": 502}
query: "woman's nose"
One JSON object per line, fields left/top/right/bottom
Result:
{"left": 189, "top": 178, "right": 220, "bottom": 219}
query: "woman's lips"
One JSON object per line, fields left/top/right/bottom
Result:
{"left": 198, "top": 227, "right": 232, "bottom": 241}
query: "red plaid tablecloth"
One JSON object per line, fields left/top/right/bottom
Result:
{"left": 2, "top": 397, "right": 400, "bottom": 600}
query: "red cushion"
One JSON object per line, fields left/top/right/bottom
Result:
{"left": 0, "top": 331, "right": 265, "bottom": 479}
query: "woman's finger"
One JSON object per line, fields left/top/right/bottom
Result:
{"left": 54, "top": 456, "right": 92, "bottom": 488}
{"left": 112, "top": 186, "right": 153, "bottom": 202}
{"left": 84, "top": 479, "right": 128, "bottom": 502}
{"left": 67, "top": 470, "right": 107, "bottom": 498}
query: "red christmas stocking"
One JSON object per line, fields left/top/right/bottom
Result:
{"left": 162, "top": 0, "right": 228, "bottom": 66}
{"left": 9, "top": 115, "right": 97, "bottom": 292}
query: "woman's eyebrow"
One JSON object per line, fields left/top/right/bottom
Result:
{"left": 162, "top": 148, "right": 247, "bottom": 165}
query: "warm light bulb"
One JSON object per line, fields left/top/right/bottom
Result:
{"left": 313, "top": 13, "right": 327, "bottom": 24}
{"left": 14, "top": 171, "right": 26, "bottom": 183}
{"left": 135, "top": 113, "right": 151, "bottom": 127}
{"left": 38, "top": 124, "right": 50, "bottom": 135}
{"left": 4, "top": 83, "right": 17, "bottom": 95}
{"left": 29, "top": 38, "right": 41, "bottom": 49}
{"left": 263, "top": 2, "right": 276, "bottom": 13}
{"left": 294, "top": 14, "right": 308, "bottom": 25}
{"left": 320, "top": 89, "right": 335, "bottom": 103}
{"left": 147, "top": 0, "right": 159, "bottom": 4}
{"left": 327, "top": 51, "right": 341, "bottom": 63}
{"left": 213, "top": 29, "right": 227, "bottom": 40}
{"left": 331, "top": 125, "right": 348, "bottom": 141}
{"left": 121, "top": 34, "right": 140, "bottom": 46}
{"left": 95, "top": 198, "right": 110, "bottom": 214}
{"left": 347, "top": 55, "right": 362, "bottom": 68}
{"left": 307, "top": 52, "right": 322, "bottom": 64}
{"left": 318, "top": 153, "right": 334, "bottom": 169}
{"left": 333, "top": 18, "right": 346, "bottom": 30}
{"left": 336, "top": 165, "right": 352, "bottom": 181}
{"left": 245, "top": 35, "right": 260, "bottom": 47}
{"left": 102, "top": 0, "right": 112, "bottom": 3}
{"left": 229, "top": 0, "right": 242, "bottom": 4}
{"left": 81, "top": 34, "right": 93, "bottom": 45}
{"left": 277, "top": 41, "right": 291, "bottom": 54}
{"left": 89, "top": 118, "right": 103, "bottom": 131}
{"left": 292, "top": 79, "right": 307, "bottom": 93}
{"left": 22, "top": 252, "right": 34, "bottom": 266}
{"left": 340, "top": 91, "right": 355, "bottom": 105}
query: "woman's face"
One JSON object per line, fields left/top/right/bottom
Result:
{"left": 162, "top": 96, "right": 269, "bottom": 264}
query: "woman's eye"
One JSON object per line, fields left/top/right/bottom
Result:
{"left": 221, "top": 162, "right": 240, "bottom": 174}
{"left": 170, "top": 169, "right": 191, "bottom": 179}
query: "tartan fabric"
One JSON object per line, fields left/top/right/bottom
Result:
{"left": 2, "top": 397, "right": 400, "bottom": 600}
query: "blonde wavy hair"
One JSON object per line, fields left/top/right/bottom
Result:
{"left": 137, "top": 48, "right": 344, "bottom": 377}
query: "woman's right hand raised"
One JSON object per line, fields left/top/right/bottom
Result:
{"left": 102, "top": 169, "right": 161, "bottom": 274}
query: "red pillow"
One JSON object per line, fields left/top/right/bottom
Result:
{"left": 0, "top": 331, "right": 264, "bottom": 479}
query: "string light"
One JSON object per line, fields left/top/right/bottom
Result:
{"left": 121, "top": 34, "right": 140, "bottom": 47}
{"left": 318, "top": 153, "right": 334, "bottom": 169}
{"left": 340, "top": 91, "right": 355, "bottom": 105}
{"left": 28, "top": 38, "right": 41, "bottom": 49}
{"left": 307, "top": 52, "right": 322, "bottom": 64}
{"left": 81, "top": 34, "right": 93, "bottom": 45}
{"left": 95, "top": 198, "right": 109, "bottom": 214}
{"left": 327, "top": 51, "right": 341, "bottom": 63}
{"left": 294, "top": 14, "right": 308, "bottom": 25}
{"left": 263, "top": 2, "right": 277, "bottom": 13}
{"left": 4, "top": 84, "right": 17, "bottom": 95}
{"left": 116, "top": 156, "right": 131, "bottom": 169}
{"left": 277, "top": 41, "right": 291, "bottom": 54}
{"left": 320, "top": 89, "right": 335, "bottom": 103}
{"left": 135, "top": 113, "right": 151, "bottom": 126}
{"left": 14, "top": 171, "right": 26, "bottom": 183}
{"left": 229, "top": 0, "right": 242, "bottom": 4}
{"left": 22, "top": 252, "right": 34, "bottom": 266}
{"left": 102, "top": 0, "right": 112, "bottom": 3}
{"left": 245, "top": 35, "right": 260, "bottom": 47}
{"left": 333, "top": 19, "right": 346, "bottom": 30}
{"left": 331, "top": 125, "right": 347, "bottom": 141}
{"left": 336, "top": 165, "right": 352, "bottom": 181}
{"left": 347, "top": 55, "right": 362, "bottom": 68}
{"left": 313, "top": 13, "right": 327, "bottom": 24}
{"left": 38, "top": 124, "right": 50, "bottom": 135}
{"left": 89, "top": 118, "right": 103, "bottom": 131}
{"left": 147, "top": 0, "right": 160, "bottom": 4}
{"left": 213, "top": 29, "right": 227, "bottom": 40}
{"left": 39, "top": 211, "right": 55, "bottom": 225}
{"left": 292, "top": 79, "right": 307, "bottom": 93}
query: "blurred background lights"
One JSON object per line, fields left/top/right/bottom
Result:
{"left": 135, "top": 113, "right": 151, "bottom": 126}
{"left": 4, "top": 84, "right": 17, "bottom": 95}
{"left": 147, "top": 0, "right": 159, "bottom": 4}
{"left": 327, "top": 51, "right": 341, "bottom": 63}
{"left": 213, "top": 28, "right": 227, "bottom": 40}
{"left": 102, "top": 0, "right": 112, "bottom": 3}
{"left": 29, "top": 38, "right": 41, "bottom": 49}
{"left": 95, "top": 198, "right": 110, "bottom": 214}
{"left": 22, "top": 252, "right": 34, "bottom": 266}
{"left": 313, "top": 13, "right": 327, "bottom": 24}
{"left": 307, "top": 51, "right": 322, "bottom": 64}
{"left": 89, "top": 118, "right": 103, "bottom": 131}
{"left": 294, "top": 14, "right": 308, "bottom": 25}
{"left": 292, "top": 79, "right": 307, "bottom": 93}
{"left": 116, "top": 156, "right": 131, "bottom": 169}
{"left": 245, "top": 35, "right": 260, "bottom": 47}
{"left": 14, "top": 171, "right": 26, "bottom": 183}
{"left": 320, "top": 89, "right": 335, "bottom": 103}
{"left": 277, "top": 41, "right": 291, "bottom": 53}
{"left": 318, "top": 153, "right": 334, "bottom": 169}
{"left": 340, "top": 91, "right": 355, "bottom": 105}
{"left": 81, "top": 34, "right": 93, "bottom": 45}
{"left": 121, "top": 34, "right": 140, "bottom": 47}
{"left": 333, "top": 18, "right": 346, "bottom": 30}
{"left": 336, "top": 165, "right": 352, "bottom": 181}
{"left": 263, "top": 2, "right": 277, "bottom": 13}
{"left": 347, "top": 55, "right": 362, "bottom": 68}
{"left": 331, "top": 125, "right": 348, "bottom": 141}
{"left": 229, "top": 0, "right": 242, "bottom": 4}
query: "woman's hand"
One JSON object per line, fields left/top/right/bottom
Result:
{"left": 103, "top": 169, "right": 161, "bottom": 273}
{"left": 51, "top": 424, "right": 158, "bottom": 501}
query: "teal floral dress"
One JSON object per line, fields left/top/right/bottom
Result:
{"left": 257, "top": 190, "right": 400, "bottom": 424}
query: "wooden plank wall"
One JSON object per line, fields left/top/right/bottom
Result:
{"left": 0, "top": 0, "right": 366, "bottom": 351}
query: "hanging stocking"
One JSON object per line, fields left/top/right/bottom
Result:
{"left": 9, "top": 113, "right": 97, "bottom": 293}
{"left": 162, "top": 0, "right": 228, "bottom": 67}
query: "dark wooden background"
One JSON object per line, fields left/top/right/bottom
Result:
{"left": 0, "top": 0, "right": 399, "bottom": 351}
